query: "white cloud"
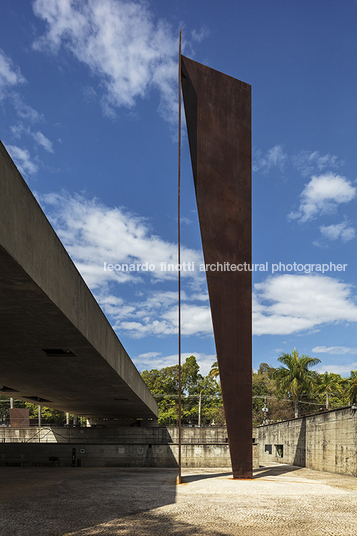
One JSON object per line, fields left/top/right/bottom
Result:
{"left": 315, "top": 363, "right": 357, "bottom": 376}
{"left": 319, "top": 221, "right": 355, "bottom": 242}
{"left": 10, "top": 124, "right": 54, "bottom": 152}
{"left": 253, "top": 274, "right": 357, "bottom": 336}
{"left": 137, "top": 352, "right": 162, "bottom": 359}
{"left": 37, "top": 191, "right": 203, "bottom": 289}
{"left": 0, "top": 51, "right": 42, "bottom": 123}
{"left": 0, "top": 49, "right": 25, "bottom": 98}
{"left": 35, "top": 192, "right": 357, "bottom": 342}
{"left": 191, "top": 27, "right": 210, "bottom": 43}
{"left": 103, "top": 272, "right": 357, "bottom": 340}
{"left": 33, "top": 191, "right": 214, "bottom": 339}
{"left": 98, "top": 289, "right": 212, "bottom": 339}
{"left": 135, "top": 352, "right": 216, "bottom": 376}
{"left": 11, "top": 93, "right": 43, "bottom": 123}
{"left": 312, "top": 346, "right": 357, "bottom": 355}
{"left": 253, "top": 145, "right": 287, "bottom": 173}
{"left": 32, "top": 131, "right": 54, "bottom": 153}
{"left": 5, "top": 144, "right": 38, "bottom": 176}
{"left": 32, "top": 0, "right": 179, "bottom": 122}
{"left": 293, "top": 150, "right": 340, "bottom": 177}
{"left": 288, "top": 172, "right": 356, "bottom": 223}
{"left": 37, "top": 191, "right": 357, "bottom": 340}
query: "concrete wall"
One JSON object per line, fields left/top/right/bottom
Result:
{"left": 255, "top": 407, "right": 357, "bottom": 477}
{"left": 0, "top": 426, "right": 259, "bottom": 469}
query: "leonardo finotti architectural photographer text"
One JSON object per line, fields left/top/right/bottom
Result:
{"left": 103, "top": 261, "right": 347, "bottom": 274}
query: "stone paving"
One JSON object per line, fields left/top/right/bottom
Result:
{"left": 0, "top": 463, "right": 356, "bottom": 535}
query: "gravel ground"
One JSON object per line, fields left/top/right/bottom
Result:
{"left": 0, "top": 462, "right": 356, "bottom": 536}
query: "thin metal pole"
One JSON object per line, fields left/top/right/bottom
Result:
{"left": 178, "top": 28, "right": 182, "bottom": 485}
{"left": 198, "top": 392, "right": 202, "bottom": 427}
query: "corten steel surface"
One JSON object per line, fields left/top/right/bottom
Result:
{"left": 9, "top": 408, "right": 30, "bottom": 427}
{"left": 181, "top": 56, "right": 252, "bottom": 478}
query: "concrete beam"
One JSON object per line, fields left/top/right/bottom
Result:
{"left": 0, "top": 141, "right": 157, "bottom": 419}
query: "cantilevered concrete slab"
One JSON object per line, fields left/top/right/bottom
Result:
{"left": 0, "top": 141, "right": 158, "bottom": 419}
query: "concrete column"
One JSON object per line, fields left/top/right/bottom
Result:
{"left": 65, "top": 413, "right": 70, "bottom": 426}
{"left": 10, "top": 397, "right": 14, "bottom": 409}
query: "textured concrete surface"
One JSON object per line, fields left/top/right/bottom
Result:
{"left": 0, "top": 426, "right": 259, "bottom": 469}
{"left": 0, "top": 462, "right": 356, "bottom": 535}
{"left": 0, "top": 140, "right": 157, "bottom": 419}
{"left": 256, "top": 407, "right": 357, "bottom": 476}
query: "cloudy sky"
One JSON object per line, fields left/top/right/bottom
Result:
{"left": 1, "top": 0, "right": 357, "bottom": 377}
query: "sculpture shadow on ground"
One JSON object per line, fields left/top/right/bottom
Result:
{"left": 181, "top": 471, "right": 232, "bottom": 483}
{"left": 253, "top": 463, "right": 302, "bottom": 479}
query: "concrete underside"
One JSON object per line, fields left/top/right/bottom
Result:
{"left": 0, "top": 141, "right": 157, "bottom": 419}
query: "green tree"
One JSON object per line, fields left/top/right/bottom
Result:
{"left": 315, "top": 371, "right": 345, "bottom": 410}
{"left": 24, "top": 403, "right": 66, "bottom": 425}
{"left": 347, "top": 370, "right": 357, "bottom": 404}
{"left": 141, "top": 356, "right": 222, "bottom": 426}
{"left": 252, "top": 366, "right": 273, "bottom": 426}
{"left": 252, "top": 364, "right": 294, "bottom": 425}
{"left": 209, "top": 360, "right": 219, "bottom": 380}
{"left": 257, "top": 362, "right": 276, "bottom": 378}
{"left": 275, "top": 349, "right": 321, "bottom": 418}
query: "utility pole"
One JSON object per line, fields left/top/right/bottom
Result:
{"left": 198, "top": 392, "right": 202, "bottom": 427}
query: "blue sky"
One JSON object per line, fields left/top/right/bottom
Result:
{"left": 1, "top": 0, "right": 357, "bottom": 377}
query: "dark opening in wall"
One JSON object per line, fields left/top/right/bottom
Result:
{"left": 24, "top": 396, "right": 51, "bottom": 403}
{"left": 265, "top": 444, "right": 272, "bottom": 454}
{"left": 42, "top": 349, "right": 76, "bottom": 357}
{"left": 276, "top": 444, "right": 283, "bottom": 457}
{"left": 0, "top": 386, "right": 18, "bottom": 392}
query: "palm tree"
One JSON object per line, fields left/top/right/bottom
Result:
{"left": 275, "top": 349, "right": 321, "bottom": 418}
{"left": 209, "top": 360, "right": 219, "bottom": 380}
{"left": 347, "top": 371, "right": 357, "bottom": 405}
{"left": 315, "top": 371, "right": 343, "bottom": 410}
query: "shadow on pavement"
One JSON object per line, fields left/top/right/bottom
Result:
{"left": 182, "top": 471, "right": 232, "bottom": 483}
{"left": 65, "top": 511, "right": 232, "bottom": 536}
{"left": 253, "top": 463, "right": 302, "bottom": 479}
{"left": 0, "top": 466, "right": 233, "bottom": 536}
{"left": 0, "top": 467, "right": 179, "bottom": 536}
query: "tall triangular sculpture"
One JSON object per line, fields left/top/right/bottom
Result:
{"left": 181, "top": 56, "right": 252, "bottom": 478}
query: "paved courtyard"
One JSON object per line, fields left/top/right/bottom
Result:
{"left": 0, "top": 462, "right": 356, "bottom": 535}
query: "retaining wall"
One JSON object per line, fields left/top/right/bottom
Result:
{"left": 255, "top": 406, "right": 357, "bottom": 477}
{"left": 0, "top": 426, "right": 259, "bottom": 469}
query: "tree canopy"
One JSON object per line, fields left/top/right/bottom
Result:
{"left": 141, "top": 355, "right": 223, "bottom": 426}
{"left": 275, "top": 349, "right": 321, "bottom": 418}
{"left": 2, "top": 351, "right": 356, "bottom": 427}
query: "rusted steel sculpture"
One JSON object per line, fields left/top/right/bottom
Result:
{"left": 181, "top": 55, "right": 252, "bottom": 479}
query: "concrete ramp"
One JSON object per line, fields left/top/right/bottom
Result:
{"left": 0, "top": 141, "right": 158, "bottom": 420}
